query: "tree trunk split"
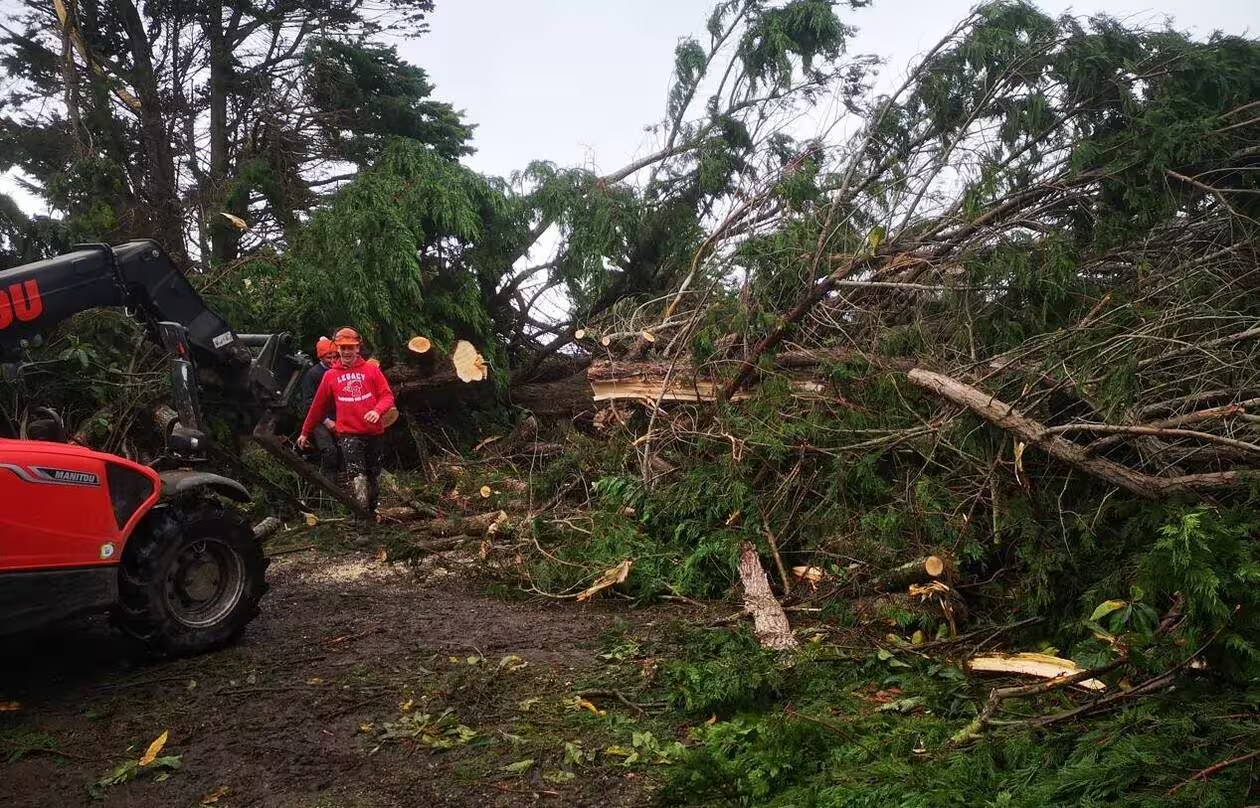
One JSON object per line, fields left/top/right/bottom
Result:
{"left": 738, "top": 541, "right": 798, "bottom": 651}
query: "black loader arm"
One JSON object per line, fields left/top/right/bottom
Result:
{"left": 0, "top": 240, "right": 371, "bottom": 517}
{"left": 0, "top": 240, "right": 306, "bottom": 453}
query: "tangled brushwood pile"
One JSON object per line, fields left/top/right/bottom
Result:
{"left": 485, "top": 4, "right": 1260, "bottom": 800}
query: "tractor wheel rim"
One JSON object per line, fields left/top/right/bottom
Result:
{"left": 164, "top": 539, "right": 246, "bottom": 629}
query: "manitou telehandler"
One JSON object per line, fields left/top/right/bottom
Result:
{"left": 0, "top": 240, "right": 360, "bottom": 657}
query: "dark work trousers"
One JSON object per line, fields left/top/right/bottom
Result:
{"left": 339, "top": 434, "right": 383, "bottom": 512}
{"left": 311, "top": 423, "right": 340, "bottom": 477}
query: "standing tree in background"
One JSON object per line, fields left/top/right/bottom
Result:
{"left": 0, "top": 0, "right": 469, "bottom": 267}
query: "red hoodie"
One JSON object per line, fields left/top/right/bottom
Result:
{"left": 300, "top": 357, "right": 396, "bottom": 438}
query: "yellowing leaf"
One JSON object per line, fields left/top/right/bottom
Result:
{"left": 1089, "top": 599, "right": 1127, "bottom": 623}
{"left": 705, "top": 715, "right": 718, "bottom": 726}
{"left": 572, "top": 697, "right": 603, "bottom": 715}
{"left": 501, "top": 759, "right": 534, "bottom": 774}
{"left": 138, "top": 730, "right": 169, "bottom": 767}
{"left": 399, "top": 698, "right": 414, "bottom": 713}
{"left": 498, "top": 654, "right": 527, "bottom": 672}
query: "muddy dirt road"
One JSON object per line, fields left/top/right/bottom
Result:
{"left": 1, "top": 549, "right": 676, "bottom": 807}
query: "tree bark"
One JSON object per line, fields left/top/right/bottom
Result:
{"left": 906, "top": 368, "right": 1260, "bottom": 499}
{"left": 114, "top": 0, "right": 187, "bottom": 264}
{"left": 738, "top": 541, "right": 798, "bottom": 651}
{"left": 874, "top": 555, "right": 949, "bottom": 593}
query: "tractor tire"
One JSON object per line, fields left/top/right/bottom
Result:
{"left": 114, "top": 498, "right": 269, "bottom": 658}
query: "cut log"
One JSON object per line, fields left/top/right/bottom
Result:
{"left": 874, "top": 555, "right": 950, "bottom": 592}
{"left": 738, "top": 541, "right": 798, "bottom": 651}
{"left": 906, "top": 368, "right": 1260, "bottom": 498}
{"left": 452, "top": 340, "right": 489, "bottom": 382}
{"left": 252, "top": 516, "right": 283, "bottom": 540}
{"left": 966, "top": 652, "right": 1107, "bottom": 692}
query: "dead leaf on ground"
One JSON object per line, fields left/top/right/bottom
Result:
{"left": 575, "top": 559, "right": 632, "bottom": 602}
{"left": 138, "top": 730, "right": 169, "bottom": 766}
{"left": 200, "top": 785, "right": 232, "bottom": 805}
{"left": 374, "top": 547, "right": 388, "bottom": 563}
{"left": 0, "top": 701, "right": 20, "bottom": 712}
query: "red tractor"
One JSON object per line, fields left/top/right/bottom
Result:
{"left": 0, "top": 240, "right": 360, "bottom": 656}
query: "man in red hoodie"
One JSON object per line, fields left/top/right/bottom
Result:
{"left": 298, "top": 326, "right": 395, "bottom": 515}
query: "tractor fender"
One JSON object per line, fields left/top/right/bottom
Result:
{"left": 158, "top": 470, "right": 251, "bottom": 503}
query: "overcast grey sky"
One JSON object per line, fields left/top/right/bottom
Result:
{"left": 2, "top": 0, "right": 1255, "bottom": 213}
{"left": 407, "top": 0, "right": 1256, "bottom": 182}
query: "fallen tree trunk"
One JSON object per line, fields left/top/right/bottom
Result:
{"left": 906, "top": 368, "right": 1260, "bottom": 499}
{"left": 738, "top": 541, "right": 798, "bottom": 651}
{"left": 376, "top": 509, "right": 510, "bottom": 538}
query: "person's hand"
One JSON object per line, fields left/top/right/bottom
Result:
{"left": 297, "top": 434, "right": 311, "bottom": 450}
{"left": 323, "top": 418, "right": 336, "bottom": 431}
{"left": 364, "top": 410, "right": 381, "bottom": 425}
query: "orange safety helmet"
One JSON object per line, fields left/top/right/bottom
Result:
{"left": 315, "top": 336, "right": 337, "bottom": 359}
{"left": 332, "top": 326, "right": 362, "bottom": 347}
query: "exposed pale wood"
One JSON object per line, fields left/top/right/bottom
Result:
{"left": 875, "top": 555, "right": 949, "bottom": 592}
{"left": 738, "top": 541, "right": 798, "bottom": 650}
{"left": 588, "top": 361, "right": 829, "bottom": 404}
{"left": 575, "top": 560, "right": 633, "bottom": 602}
{"left": 452, "top": 340, "right": 489, "bottom": 382}
{"left": 966, "top": 652, "right": 1107, "bottom": 691}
